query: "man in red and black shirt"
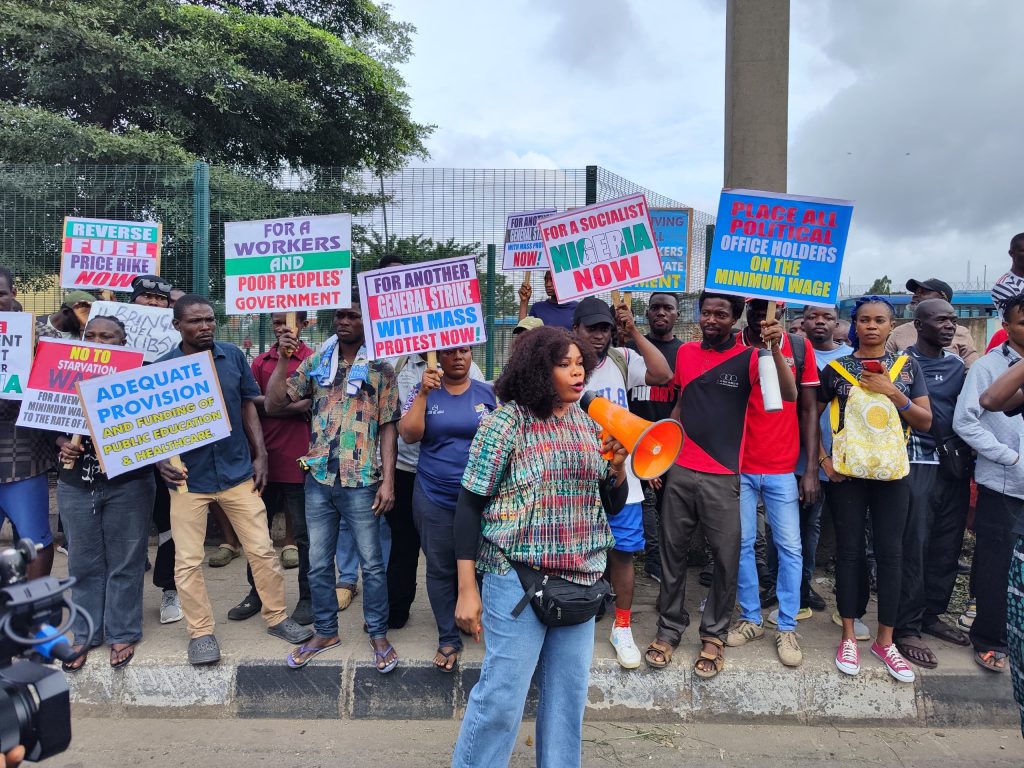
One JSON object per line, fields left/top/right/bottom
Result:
{"left": 646, "top": 292, "right": 796, "bottom": 679}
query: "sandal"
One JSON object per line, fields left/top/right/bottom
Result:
{"left": 895, "top": 637, "right": 937, "bottom": 669}
{"left": 694, "top": 641, "right": 725, "bottom": 680}
{"left": 921, "top": 619, "right": 970, "bottom": 647}
{"left": 287, "top": 638, "right": 341, "bottom": 669}
{"left": 644, "top": 639, "right": 674, "bottom": 670}
{"left": 110, "top": 643, "right": 135, "bottom": 669}
{"left": 373, "top": 642, "right": 399, "bottom": 674}
{"left": 974, "top": 650, "right": 1007, "bottom": 673}
{"left": 433, "top": 646, "right": 460, "bottom": 673}
{"left": 61, "top": 645, "right": 88, "bottom": 673}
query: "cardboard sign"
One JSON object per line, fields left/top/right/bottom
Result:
{"left": 224, "top": 214, "right": 352, "bottom": 314}
{"left": 60, "top": 217, "right": 161, "bottom": 291}
{"left": 87, "top": 301, "right": 181, "bottom": 363}
{"left": 76, "top": 351, "right": 231, "bottom": 478}
{"left": 16, "top": 338, "right": 144, "bottom": 433}
{"left": 618, "top": 208, "right": 692, "bottom": 293}
{"left": 539, "top": 194, "right": 663, "bottom": 302}
{"left": 358, "top": 256, "right": 485, "bottom": 360}
{"left": 704, "top": 189, "right": 853, "bottom": 307}
{"left": 501, "top": 208, "right": 557, "bottom": 270}
{"left": 0, "top": 312, "right": 33, "bottom": 400}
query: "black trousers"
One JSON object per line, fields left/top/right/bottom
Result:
{"left": 383, "top": 468, "right": 419, "bottom": 626}
{"left": 895, "top": 464, "right": 969, "bottom": 638}
{"left": 245, "top": 481, "right": 309, "bottom": 601}
{"left": 411, "top": 476, "right": 460, "bottom": 650}
{"left": 970, "top": 485, "right": 1024, "bottom": 653}
{"left": 151, "top": 468, "right": 176, "bottom": 591}
{"left": 640, "top": 481, "right": 662, "bottom": 565}
{"left": 829, "top": 475, "right": 910, "bottom": 627}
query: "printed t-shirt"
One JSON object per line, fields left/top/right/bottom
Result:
{"left": 674, "top": 333, "right": 759, "bottom": 475}
{"left": 585, "top": 347, "right": 648, "bottom": 503}
{"left": 528, "top": 300, "right": 578, "bottom": 330}
{"left": 739, "top": 332, "right": 819, "bottom": 474}
{"left": 628, "top": 335, "right": 683, "bottom": 422}
{"left": 251, "top": 341, "right": 313, "bottom": 484}
{"left": 817, "top": 352, "right": 928, "bottom": 433}
{"left": 905, "top": 345, "right": 966, "bottom": 462}
{"left": 991, "top": 271, "right": 1024, "bottom": 310}
{"left": 795, "top": 343, "right": 853, "bottom": 479}
{"left": 402, "top": 379, "right": 496, "bottom": 508}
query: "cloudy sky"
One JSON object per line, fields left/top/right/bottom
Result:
{"left": 386, "top": 0, "right": 1023, "bottom": 294}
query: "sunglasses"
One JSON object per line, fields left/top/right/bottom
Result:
{"left": 135, "top": 277, "right": 172, "bottom": 293}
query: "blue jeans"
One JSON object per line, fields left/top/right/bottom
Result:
{"left": 335, "top": 508, "right": 391, "bottom": 587}
{"left": 411, "top": 478, "right": 460, "bottom": 651}
{"left": 452, "top": 569, "right": 594, "bottom": 768}
{"left": 306, "top": 478, "right": 388, "bottom": 638}
{"left": 738, "top": 473, "right": 802, "bottom": 632}
{"left": 58, "top": 476, "right": 155, "bottom": 646}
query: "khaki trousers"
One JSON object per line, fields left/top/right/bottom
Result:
{"left": 169, "top": 479, "right": 287, "bottom": 638}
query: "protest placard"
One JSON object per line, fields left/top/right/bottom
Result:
{"left": 76, "top": 351, "right": 231, "bottom": 478}
{"left": 618, "top": 208, "right": 692, "bottom": 293}
{"left": 16, "top": 338, "right": 144, "bottom": 433}
{"left": 704, "top": 189, "right": 853, "bottom": 307}
{"left": 0, "top": 312, "right": 33, "bottom": 400}
{"left": 60, "top": 217, "right": 161, "bottom": 292}
{"left": 538, "top": 194, "right": 663, "bottom": 302}
{"left": 358, "top": 255, "right": 485, "bottom": 360}
{"left": 87, "top": 301, "right": 180, "bottom": 363}
{"left": 501, "top": 208, "right": 557, "bottom": 271}
{"left": 224, "top": 214, "right": 352, "bottom": 315}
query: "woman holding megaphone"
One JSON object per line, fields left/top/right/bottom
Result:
{"left": 451, "top": 326, "right": 628, "bottom": 768}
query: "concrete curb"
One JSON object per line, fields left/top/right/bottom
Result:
{"left": 68, "top": 657, "right": 1018, "bottom": 726}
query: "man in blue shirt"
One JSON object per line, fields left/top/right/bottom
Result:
{"left": 517, "top": 270, "right": 578, "bottom": 330}
{"left": 158, "top": 295, "right": 312, "bottom": 665}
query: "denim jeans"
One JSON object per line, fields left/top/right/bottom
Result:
{"left": 58, "top": 475, "right": 155, "bottom": 646}
{"left": 738, "top": 473, "right": 802, "bottom": 631}
{"left": 306, "top": 477, "right": 388, "bottom": 638}
{"left": 452, "top": 569, "right": 595, "bottom": 768}
{"left": 335, "top": 506, "right": 391, "bottom": 587}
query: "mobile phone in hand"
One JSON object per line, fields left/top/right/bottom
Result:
{"left": 861, "top": 360, "right": 884, "bottom": 374}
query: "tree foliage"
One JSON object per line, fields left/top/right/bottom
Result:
{"left": 867, "top": 275, "right": 892, "bottom": 294}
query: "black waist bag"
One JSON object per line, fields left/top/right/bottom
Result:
{"left": 510, "top": 562, "right": 609, "bottom": 627}
{"left": 935, "top": 434, "right": 973, "bottom": 481}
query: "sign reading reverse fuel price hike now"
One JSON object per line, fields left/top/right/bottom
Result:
{"left": 60, "top": 216, "right": 162, "bottom": 292}
{"left": 224, "top": 214, "right": 352, "bottom": 314}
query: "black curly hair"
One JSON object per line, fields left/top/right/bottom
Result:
{"left": 495, "top": 326, "right": 596, "bottom": 419}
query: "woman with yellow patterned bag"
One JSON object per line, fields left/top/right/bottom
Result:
{"left": 817, "top": 296, "right": 932, "bottom": 683}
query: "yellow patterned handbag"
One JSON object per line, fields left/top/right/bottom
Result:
{"left": 828, "top": 356, "right": 910, "bottom": 481}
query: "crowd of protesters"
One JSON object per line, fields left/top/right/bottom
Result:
{"left": 3, "top": 234, "right": 1024, "bottom": 764}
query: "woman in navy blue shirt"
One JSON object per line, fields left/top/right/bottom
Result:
{"left": 399, "top": 346, "right": 496, "bottom": 672}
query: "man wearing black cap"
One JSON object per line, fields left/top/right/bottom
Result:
{"left": 36, "top": 289, "right": 95, "bottom": 340}
{"left": 886, "top": 278, "right": 979, "bottom": 366}
{"left": 130, "top": 274, "right": 172, "bottom": 307}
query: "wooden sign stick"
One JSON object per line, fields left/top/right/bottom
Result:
{"left": 623, "top": 291, "right": 633, "bottom": 311}
{"left": 426, "top": 350, "right": 438, "bottom": 369}
{"left": 169, "top": 455, "right": 189, "bottom": 494}
{"left": 61, "top": 435, "right": 82, "bottom": 469}
{"left": 282, "top": 312, "right": 297, "bottom": 358}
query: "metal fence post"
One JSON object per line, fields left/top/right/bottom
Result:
{"left": 704, "top": 224, "right": 715, "bottom": 287}
{"left": 192, "top": 161, "right": 210, "bottom": 297}
{"left": 585, "top": 166, "right": 598, "bottom": 205}
{"left": 485, "top": 244, "right": 496, "bottom": 379}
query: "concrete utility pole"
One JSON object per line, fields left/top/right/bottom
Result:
{"left": 724, "top": 0, "right": 790, "bottom": 192}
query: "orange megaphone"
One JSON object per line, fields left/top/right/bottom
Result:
{"left": 580, "top": 392, "right": 683, "bottom": 480}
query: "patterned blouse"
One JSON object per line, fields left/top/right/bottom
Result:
{"left": 460, "top": 401, "right": 613, "bottom": 586}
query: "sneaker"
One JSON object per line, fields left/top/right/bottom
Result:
{"left": 835, "top": 638, "right": 860, "bottom": 675}
{"left": 280, "top": 545, "right": 299, "bottom": 569}
{"left": 644, "top": 561, "right": 662, "bottom": 583}
{"left": 958, "top": 598, "right": 977, "bottom": 631}
{"left": 831, "top": 609, "right": 870, "bottom": 641}
{"left": 726, "top": 620, "right": 765, "bottom": 647}
{"left": 870, "top": 641, "right": 915, "bottom": 683}
{"left": 807, "top": 589, "right": 827, "bottom": 611}
{"left": 208, "top": 544, "right": 241, "bottom": 568}
{"left": 159, "top": 589, "right": 183, "bottom": 624}
{"left": 609, "top": 626, "right": 642, "bottom": 669}
{"left": 776, "top": 631, "right": 803, "bottom": 667}
{"left": 766, "top": 607, "right": 812, "bottom": 626}
{"left": 336, "top": 585, "right": 357, "bottom": 612}
{"left": 227, "top": 589, "right": 262, "bottom": 621}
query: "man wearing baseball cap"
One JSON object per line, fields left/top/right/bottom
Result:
{"left": 886, "top": 278, "right": 979, "bottom": 366}
{"left": 36, "top": 289, "right": 95, "bottom": 341}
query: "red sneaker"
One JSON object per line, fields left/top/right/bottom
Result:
{"left": 835, "top": 638, "right": 860, "bottom": 676}
{"left": 870, "top": 642, "right": 915, "bottom": 683}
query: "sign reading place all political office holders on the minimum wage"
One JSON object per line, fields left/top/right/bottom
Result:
{"left": 0, "top": 312, "right": 34, "bottom": 400}
{"left": 358, "top": 255, "right": 485, "bottom": 361}
{"left": 16, "top": 338, "right": 145, "bottom": 433}
{"left": 704, "top": 189, "right": 853, "bottom": 307}
{"left": 618, "top": 208, "right": 693, "bottom": 293}
{"left": 501, "top": 208, "right": 558, "bottom": 271}
{"left": 538, "top": 194, "right": 664, "bottom": 303}
{"left": 224, "top": 213, "right": 352, "bottom": 315}
{"left": 77, "top": 351, "right": 232, "bottom": 479}
{"left": 60, "top": 217, "right": 162, "bottom": 292}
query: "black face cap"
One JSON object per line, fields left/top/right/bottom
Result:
{"left": 905, "top": 278, "right": 953, "bottom": 301}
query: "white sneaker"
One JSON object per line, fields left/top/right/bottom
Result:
{"left": 160, "top": 589, "right": 184, "bottom": 624}
{"left": 610, "top": 625, "right": 642, "bottom": 669}
{"left": 831, "top": 609, "right": 870, "bottom": 641}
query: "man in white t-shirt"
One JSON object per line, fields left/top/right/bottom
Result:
{"left": 573, "top": 296, "right": 673, "bottom": 669}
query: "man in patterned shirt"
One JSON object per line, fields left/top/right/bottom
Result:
{"left": 268, "top": 292, "right": 402, "bottom": 671}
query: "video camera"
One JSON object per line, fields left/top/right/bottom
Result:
{"left": 0, "top": 538, "right": 92, "bottom": 762}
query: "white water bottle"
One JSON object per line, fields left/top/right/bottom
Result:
{"left": 758, "top": 348, "right": 783, "bottom": 413}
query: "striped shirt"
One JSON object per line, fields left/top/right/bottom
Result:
{"left": 461, "top": 401, "right": 613, "bottom": 586}
{"left": 991, "top": 271, "right": 1024, "bottom": 310}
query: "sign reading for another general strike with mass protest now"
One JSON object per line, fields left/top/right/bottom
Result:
{"left": 501, "top": 208, "right": 557, "bottom": 271}
{"left": 704, "top": 189, "right": 853, "bottom": 307}
{"left": 60, "top": 217, "right": 162, "bottom": 292}
{"left": 538, "top": 194, "right": 663, "bottom": 303}
{"left": 224, "top": 213, "right": 352, "bottom": 315}
{"left": 16, "top": 338, "right": 144, "bottom": 433}
{"left": 77, "top": 351, "right": 231, "bottom": 478}
{"left": 0, "top": 312, "right": 33, "bottom": 400}
{"left": 358, "top": 255, "right": 485, "bottom": 361}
